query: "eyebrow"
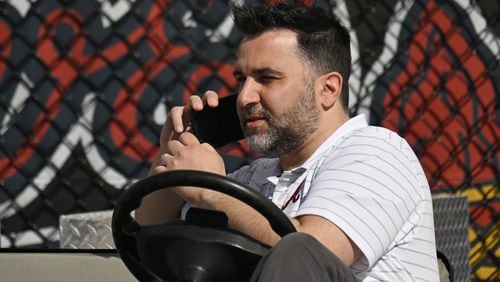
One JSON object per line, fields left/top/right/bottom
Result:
{"left": 233, "top": 67, "right": 284, "bottom": 77}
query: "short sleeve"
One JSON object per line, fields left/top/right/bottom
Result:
{"left": 296, "top": 128, "right": 424, "bottom": 270}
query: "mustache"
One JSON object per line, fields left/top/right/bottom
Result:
{"left": 241, "top": 106, "right": 271, "bottom": 121}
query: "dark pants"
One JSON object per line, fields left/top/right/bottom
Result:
{"left": 251, "top": 233, "right": 358, "bottom": 282}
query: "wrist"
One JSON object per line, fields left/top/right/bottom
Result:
{"left": 197, "top": 189, "right": 226, "bottom": 210}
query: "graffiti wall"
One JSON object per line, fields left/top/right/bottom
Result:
{"left": 0, "top": 0, "right": 498, "bottom": 280}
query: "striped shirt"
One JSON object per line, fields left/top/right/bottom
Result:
{"left": 229, "top": 114, "right": 439, "bottom": 281}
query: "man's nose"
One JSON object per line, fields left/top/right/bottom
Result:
{"left": 237, "top": 79, "right": 261, "bottom": 108}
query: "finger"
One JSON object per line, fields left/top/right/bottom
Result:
{"left": 151, "top": 165, "right": 168, "bottom": 175}
{"left": 203, "top": 90, "right": 219, "bottom": 108}
{"left": 167, "top": 133, "right": 200, "bottom": 155}
{"left": 169, "top": 106, "right": 187, "bottom": 133}
{"left": 160, "top": 153, "right": 173, "bottom": 166}
{"left": 200, "top": 142, "right": 217, "bottom": 152}
{"left": 178, "top": 132, "right": 201, "bottom": 145}
{"left": 190, "top": 95, "right": 204, "bottom": 111}
{"left": 167, "top": 140, "right": 184, "bottom": 156}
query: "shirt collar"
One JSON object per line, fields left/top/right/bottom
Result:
{"left": 262, "top": 114, "right": 368, "bottom": 183}
{"left": 295, "top": 114, "right": 368, "bottom": 170}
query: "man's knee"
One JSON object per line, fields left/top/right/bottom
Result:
{"left": 253, "top": 233, "right": 358, "bottom": 282}
{"left": 272, "top": 232, "right": 351, "bottom": 271}
{"left": 271, "top": 232, "right": 320, "bottom": 256}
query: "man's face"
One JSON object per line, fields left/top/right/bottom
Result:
{"left": 233, "top": 29, "right": 320, "bottom": 157}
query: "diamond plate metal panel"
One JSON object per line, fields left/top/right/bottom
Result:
{"left": 59, "top": 210, "right": 115, "bottom": 249}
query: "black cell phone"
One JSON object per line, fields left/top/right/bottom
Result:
{"left": 191, "top": 94, "right": 244, "bottom": 148}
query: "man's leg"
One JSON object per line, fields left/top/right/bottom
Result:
{"left": 251, "top": 232, "right": 358, "bottom": 282}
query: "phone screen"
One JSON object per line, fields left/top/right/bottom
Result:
{"left": 191, "top": 94, "right": 244, "bottom": 148}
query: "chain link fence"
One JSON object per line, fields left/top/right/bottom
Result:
{"left": 0, "top": 0, "right": 498, "bottom": 280}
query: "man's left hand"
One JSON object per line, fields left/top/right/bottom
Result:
{"left": 161, "top": 131, "right": 226, "bottom": 204}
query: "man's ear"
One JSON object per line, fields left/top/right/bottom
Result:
{"left": 318, "top": 72, "right": 343, "bottom": 109}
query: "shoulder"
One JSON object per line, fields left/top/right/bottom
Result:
{"left": 326, "top": 125, "right": 420, "bottom": 171}
{"left": 315, "top": 125, "right": 429, "bottom": 204}
{"left": 341, "top": 125, "right": 410, "bottom": 151}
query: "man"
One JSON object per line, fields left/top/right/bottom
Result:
{"left": 136, "top": 2, "right": 439, "bottom": 281}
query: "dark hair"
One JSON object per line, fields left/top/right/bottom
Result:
{"left": 231, "top": 1, "right": 351, "bottom": 111}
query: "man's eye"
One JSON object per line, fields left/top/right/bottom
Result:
{"left": 259, "top": 76, "right": 276, "bottom": 83}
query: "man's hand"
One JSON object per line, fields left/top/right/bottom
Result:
{"left": 151, "top": 90, "right": 226, "bottom": 204}
{"left": 136, "top": 90, "right": 223, "bottom": 224}
{"left": 161, "top": 131, "right": 226, "bottom": 204}
{"left": 149, "top": 90, "right": 220, "bottom": 175}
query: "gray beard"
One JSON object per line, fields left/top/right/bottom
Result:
{"left": 242, "top": 82, "right": 320, "bottom": 157}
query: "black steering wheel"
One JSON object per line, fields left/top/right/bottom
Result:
{"left": 112, "top": 170, "right": 296, "bottom": 281}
